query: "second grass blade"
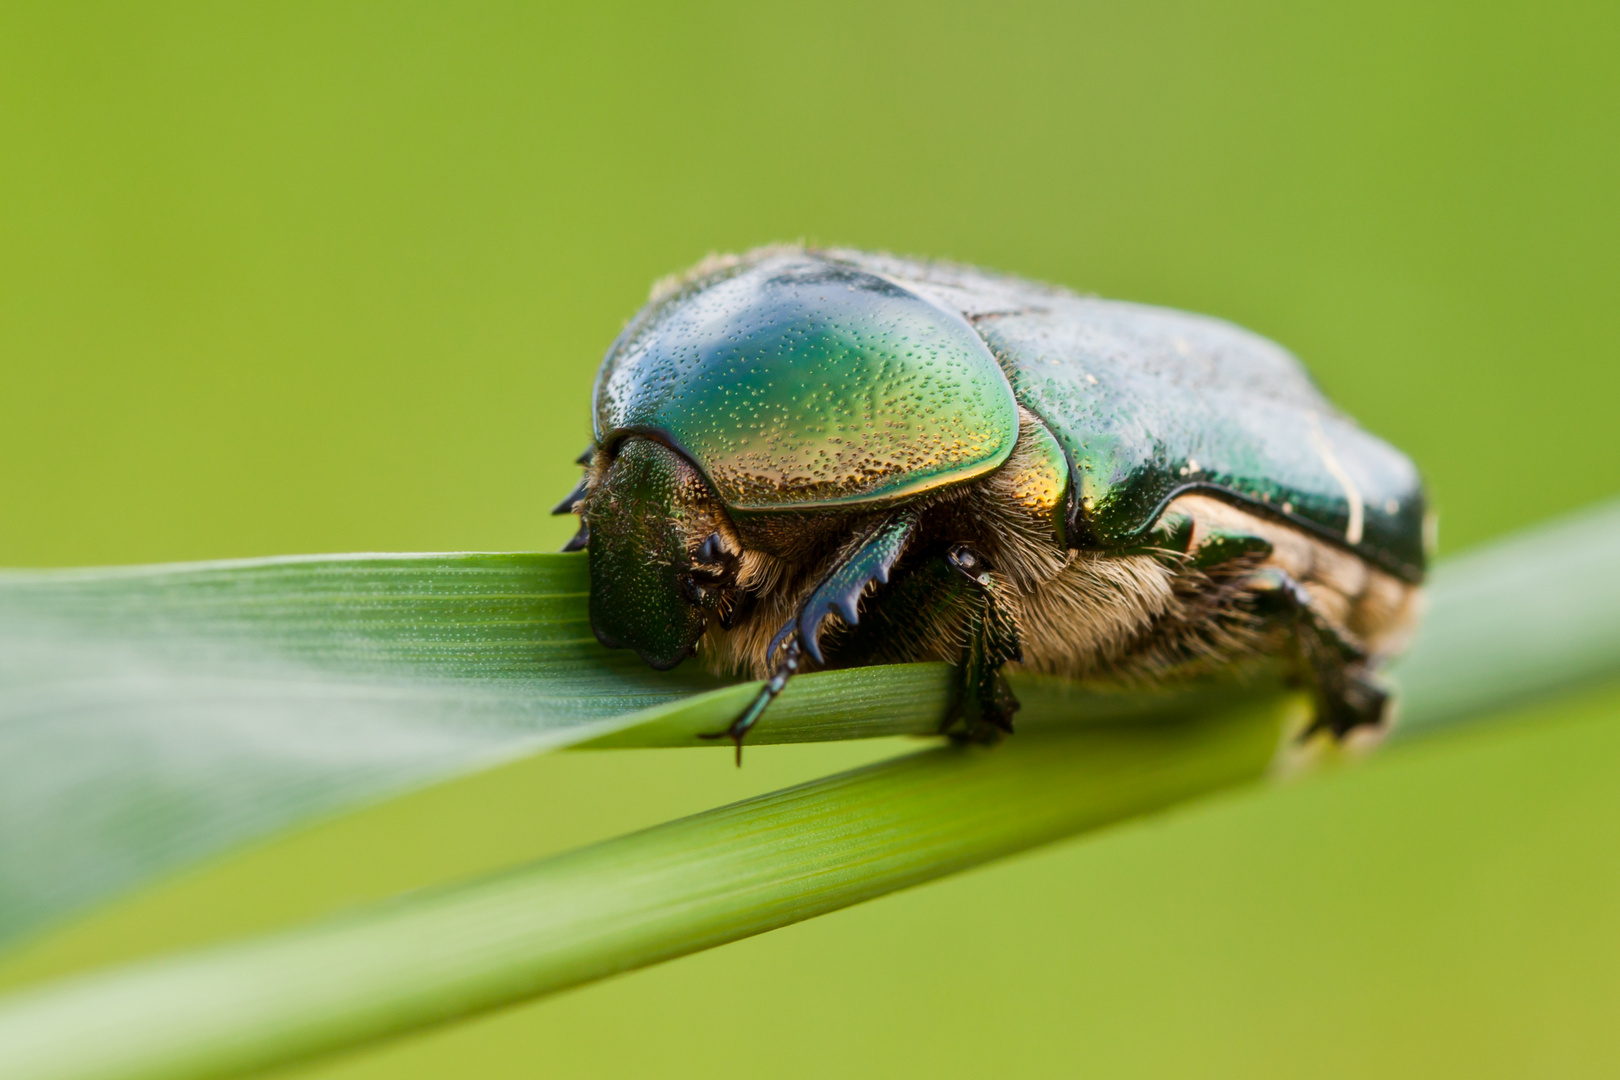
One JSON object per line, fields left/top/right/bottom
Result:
{"left": 0, "top": 695, "right": 1299, "bottom": 1080}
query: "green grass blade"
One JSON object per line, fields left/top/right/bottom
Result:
{"left": 0, "top": 554, "right": 718, "bottom": 949}
{"left": 581, "top": 662, "right": 1284, "bottom": 748}
{"left": 1392, "top": 498, "right": 1620, "bottom": 736}
{"left": 0, "top": 696, "right": 1300, "bottom": 1080}
{"left": 2, "top": 497, "right": 1618, "bottom": 996}
{"left": 0, "top": 554, "right": 1276, "bottom": 948}
{"left": 0, "top": 500, "right": 1619, "bottom": 1078}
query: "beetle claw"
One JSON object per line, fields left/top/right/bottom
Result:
{"left": 551, "top": 476, "right": 589, "bottom": 517}
{"left": 554, "top": 446, "right": 596, "bottom": 529}
{"left": 696, "top": 693, "right": 769, "bottom": 766}
{"left": 700, "top": 635, "right": 801, "bottom": 766}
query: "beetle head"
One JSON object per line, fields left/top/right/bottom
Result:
{"left": 585, "top": 436, "right": 738, "bottom": 670}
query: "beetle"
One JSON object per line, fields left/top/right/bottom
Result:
{"left": 555, "top": 247, "right": 1427, "bottom": 759}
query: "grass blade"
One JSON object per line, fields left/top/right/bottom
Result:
{"left": 1, "top": 500, "right": 1619, "bottom": 1080}
{"left": 0, "top": 696, "right": 1299, "bottom": 1080}
{"left": 0, "top": 554, "right": 1277, "bottom": 947}
{"left": 0, "top": 554, "right": 718, "bottom": 949}
{"left": 1392, "top": 498, "right": 1620, "bottom": 735}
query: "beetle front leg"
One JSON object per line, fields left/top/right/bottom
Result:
{"left": 551, "top": 444, "right": 595, "bottom": 552}
{"left": 943, "top": 544, "right": 1024, "bottom": 742}
{"left": 701, "top": 635, "right": 802, "bottom": 765}
{"left": 701, "top": 509, "right": 919, "bottom": 764}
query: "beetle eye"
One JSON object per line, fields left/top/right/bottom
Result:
{"left": 695, "top": 533, "right": 724, "bottom": 564}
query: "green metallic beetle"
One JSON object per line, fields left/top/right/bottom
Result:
{"left": 556, "top": 247, "right": 1427, "bottom": 756}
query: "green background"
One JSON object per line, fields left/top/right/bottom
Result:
{"left": 2, "top": 2, "right": 1618, "bottom": 1076}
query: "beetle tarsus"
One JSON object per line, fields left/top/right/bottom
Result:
{"left": 1316, "top": 666, "right": 1389, "bottom": 738}
{"left": 700, "top": 636, "right": 801, "bottom": 766}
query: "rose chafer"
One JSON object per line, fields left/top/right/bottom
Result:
{"left": 557, "top": 248, "right": 1427, "bottom": 757}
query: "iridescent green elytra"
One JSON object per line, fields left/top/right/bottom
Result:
{"left": 559, "top": 248, "right": 1427, "bottom": 755}
{"left": 595, "top": 261, "right": 1020, "bottom": 509}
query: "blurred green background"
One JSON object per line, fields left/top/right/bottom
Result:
{"left": 2, "top": 1, "right": 1618, "bottom": 1077}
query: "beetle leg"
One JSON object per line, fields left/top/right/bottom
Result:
{"left": 811, "top": 543, "right": 1024, "bottom": 742}
{"left": 553, "top": 477, "right": 590, "bottom": 552}
{"left": 790, "top": 511, "right": 920, "bottom": 666}
{"left": 1246, "top": 566, "right": 1389, "bottom": 737}
{"left": 552, "top": 445, "right": 596, "bottom": 552}
{"left": 551, "top": 475, "right": 589, "bottom": 517}
{"left": 701, "top": 509, "right": 920, "bottom": 764}
{"left": 699, "top": 635, "right": 802, "bottom": 766}
{"left": 1149, "top": 511, "right": 1386, "bottom": 737}
{"left": 942, "top": 544, "right": 1024, "bottom": 741}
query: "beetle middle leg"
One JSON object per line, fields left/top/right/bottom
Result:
{"left": 826, "top": 542, "right": 1026, "bottom": 743}
{"left": 943, "top": 544, "right": 1024, "bottom": 741}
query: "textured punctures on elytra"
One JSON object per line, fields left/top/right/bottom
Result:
{"left": 595, "top": 256, "right": 1019, "bottom": 510}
